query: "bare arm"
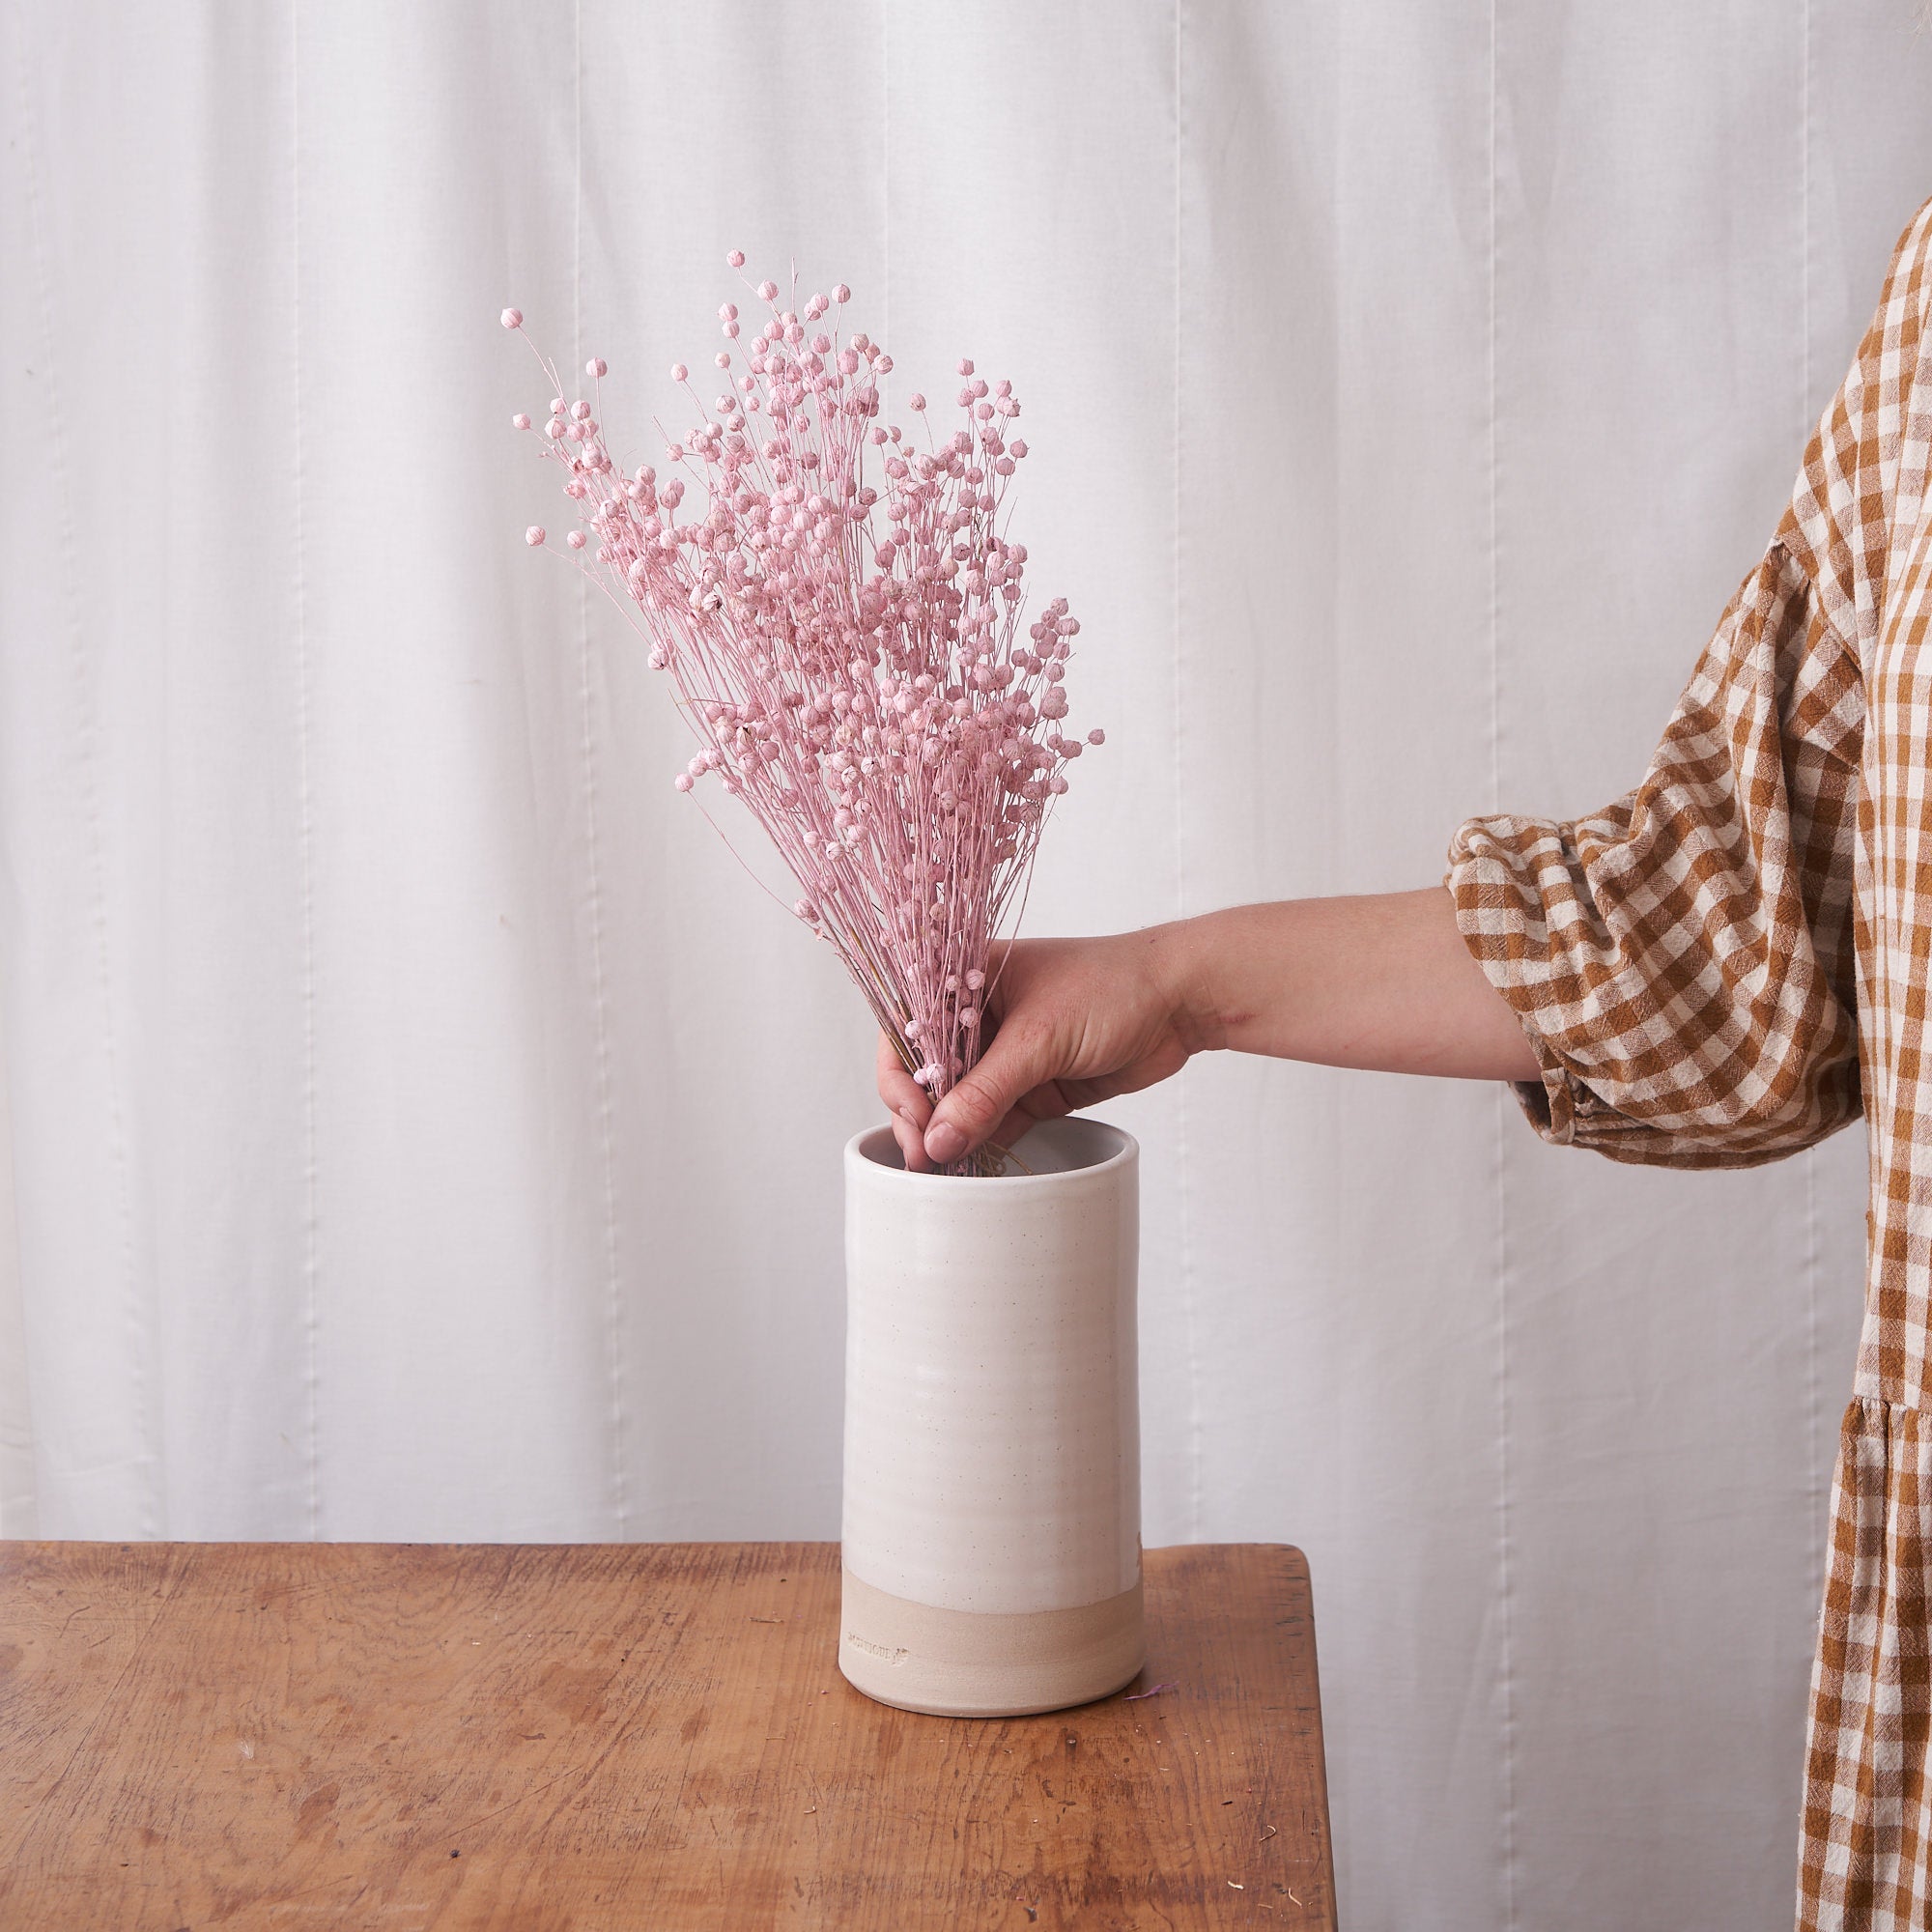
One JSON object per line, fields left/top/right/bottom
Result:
{"left": 880, "top": 887, "right": 1539, "bottom": 1170}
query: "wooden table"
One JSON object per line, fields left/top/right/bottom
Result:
{"left": 0, "top": 1541, "right": 1335, "bottom": 1930}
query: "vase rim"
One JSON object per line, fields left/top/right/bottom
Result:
{"left": 847, "top": 1115, "right": 1136, "bottom": 1185}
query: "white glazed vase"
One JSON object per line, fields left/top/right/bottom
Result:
{"left": 838, "top": 1115, "right": 1143, "bottom": 1718}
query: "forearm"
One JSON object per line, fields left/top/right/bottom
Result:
{"left": 1154, "top": 888, "right": 1541, "bottom": 1082}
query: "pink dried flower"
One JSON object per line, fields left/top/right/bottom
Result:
{"left": 503, "top": 264, "right": 1100, "bottom": 1173}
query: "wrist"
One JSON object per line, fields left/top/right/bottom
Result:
{"left": 1145, "top": 913, "right": 1227, "bottom": 1054}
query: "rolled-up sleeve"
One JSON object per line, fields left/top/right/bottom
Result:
{"left": 1441, "top": 198, "right": 1932, "bottom": 1171}
{"left": 1447, "top": 542, "right": 1864, "bottom": 1168}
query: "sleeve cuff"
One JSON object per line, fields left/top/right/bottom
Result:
{"left": 1443, "top": 828, "right": 1755, "bottom": 1169}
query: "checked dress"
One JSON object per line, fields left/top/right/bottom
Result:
{"left": 1446, "top": 200, "right": 1932, "bottom": 1928}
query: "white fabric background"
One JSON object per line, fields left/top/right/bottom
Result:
{"left": 5, "top": 4, "right": 1931, "bottom": 1925}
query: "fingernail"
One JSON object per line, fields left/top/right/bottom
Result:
{"left": 925, "top": 1121, "right": 966, "bottom": 1164}
{"left": 896, "top": 1104, "right": 918, "bottom": 1123}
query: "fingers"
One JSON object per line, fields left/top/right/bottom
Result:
{"left": 876, "top": 1028, "right": 928, "bottom": 1115}
{"left": 923, "top": 1017, "right": 1059, "bottom": 1165}
{"left": 893, "top": 1112, "right": 931, "bottom": 1171}
{"left": 877, "top": 1030, "right": 934, "bottom": 1172}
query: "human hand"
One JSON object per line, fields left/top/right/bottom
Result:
{"left": 876, "top": 928, "right": 1197, "bottom": 1172}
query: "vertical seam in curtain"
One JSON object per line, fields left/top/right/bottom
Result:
{"left": 1172, "top": 0, "right": 1203, "bottom": 1540}
{"left": 19, "top": 17, "right": 161, "bottom": 1536}
{"left": 290, "top": 0, "right": 323, "bottom": 1538}
{"left": 1801, "top": 0, "right": 1824, "bottom": 1612}
{"left": 574, "top": 0, "right": 630, "bottom": 1535}
{"left": 1488, "top": 2, "right": 1520, "bottom": 1922}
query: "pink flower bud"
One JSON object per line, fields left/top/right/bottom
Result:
{"left": 1087, "top": 728, "right": 1105, "bottom": 746}
{"left": 674, "top": 772, "right": 695, "bottom": 791}
{"left": 500, "top": 307, "right": 523, "bottom": 329}
{"left": 757, "top": 281, "right": 778, "bottom": 300}
{"left": 525, "top": 526, "right": 546, "bottom": 546}
{"left": 670, "top": 363, "right": 688, "bottom": 382}
{"left": 512, "top": 412, "right": 531, "bottom": 430}
{"left": 566, "top": 530, "right": 586, "bottom": 550}
{"left": 726, "top": 249, "right": 746, "bottom": 268}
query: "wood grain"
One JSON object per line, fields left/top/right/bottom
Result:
{"left": 0, "top": 1541, "right": 1335, "bottom": 1930}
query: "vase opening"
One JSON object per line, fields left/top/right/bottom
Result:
{"left": 855, "top": 1115, "right": 1133, "bottom": 1179}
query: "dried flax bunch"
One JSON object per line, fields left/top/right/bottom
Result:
{"left": 501, "top": 259, "right": 1100, "bottom": 1175}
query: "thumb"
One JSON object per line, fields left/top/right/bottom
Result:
{"left": 924, "top": 1020, "right": 1056, "bottom": 1164}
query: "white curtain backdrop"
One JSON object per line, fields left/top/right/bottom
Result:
{"left": 6, "top": 4, "right": 1932, "bottom": 1925}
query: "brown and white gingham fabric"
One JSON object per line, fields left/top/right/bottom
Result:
{"left": 1448, "top": 201, "right": 1932, "bottom": 1929}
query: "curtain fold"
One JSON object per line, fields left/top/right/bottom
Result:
{"left": 5, "top": 4, "right": 1930, "bottom": 1925}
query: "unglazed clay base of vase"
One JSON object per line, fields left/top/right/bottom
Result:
{"left": 840, "top": 1116, "right": 1142, "bottom": 1719}
{"left": 838, "top": 1566, "right": 1145, "bottom": 1718}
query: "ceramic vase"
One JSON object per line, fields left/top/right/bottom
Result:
{"left": 838, "top": 1115, "right": 1143, "bottom": 1718}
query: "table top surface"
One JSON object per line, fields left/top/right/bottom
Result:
{"left": 0, "top": 1539, "right": 1334, "bottom": 1931}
